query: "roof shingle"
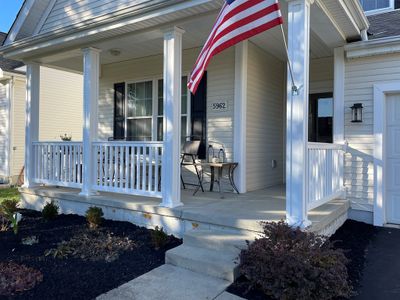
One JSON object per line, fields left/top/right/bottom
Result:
{"left": 367, "top": 10, "right": 400, "bottom": 40}
{"left": 0, "top": 32, "right": 25, "bottom": 73}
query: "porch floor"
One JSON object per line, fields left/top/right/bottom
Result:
{"left": 19, "top": 185, "right": 349, "bottom": 235}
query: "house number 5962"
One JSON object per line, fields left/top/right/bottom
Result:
{"left": 212, "top": 102, "right": 227, "bottom": 111}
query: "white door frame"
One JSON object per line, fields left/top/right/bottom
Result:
{"left": 373, "top": 81, "right": 400, "bottom": 226}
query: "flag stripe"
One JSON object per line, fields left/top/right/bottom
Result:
{"left": 189, "top": 3, "right": 280, "bottom": 85}
{"left": 188, "top": 0, "right": 283, "bottom": 94}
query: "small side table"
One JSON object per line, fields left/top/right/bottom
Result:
{"left": 201, "top": 162, "right": 239, "bottom": 198}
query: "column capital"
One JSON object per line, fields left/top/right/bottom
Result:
{"left": 81, "top": 47, "right": 102, "bottom": 55}
{"left": 163, "top": 26, "right": 185, "bottom": 39}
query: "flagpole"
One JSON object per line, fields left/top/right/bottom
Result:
{"left": 280, "top": 24, "right": 298, "bottom": 94}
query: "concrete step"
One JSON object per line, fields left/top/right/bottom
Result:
{"left": 183, "top": 230, "right": 254, "bottom": 255}
{"left": 166, "top": 245, "right": 240, "bottom": 282}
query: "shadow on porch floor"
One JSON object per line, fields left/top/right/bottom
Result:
{"left": 19, "top": 185, "right": 349, "bottom": 236}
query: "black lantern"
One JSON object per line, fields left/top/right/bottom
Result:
{"left": 351, "top": 103, "right": 363, "bottom": 123}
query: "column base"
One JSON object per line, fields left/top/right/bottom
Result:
{"left": 78, "top": 190, "right": 100, "bottom": 197}
{"left": 286, "top": 215, "right": 312, "bottom": 229}
{"left": 159, "top": 201, "right": 184, "bottom": 209}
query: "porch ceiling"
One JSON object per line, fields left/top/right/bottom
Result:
{"left": 27, "top": 0, "right": 357, "bottom": 73}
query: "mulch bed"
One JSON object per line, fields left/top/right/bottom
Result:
{"left": 0, "top": 210, "right": 181, "bottom": 300}
{"left": 227, "top": 220, "right": 377, "bottom": 300}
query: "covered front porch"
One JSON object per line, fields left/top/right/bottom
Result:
{"left": 19, "top": 184, "right": 349, "bottom": 237}
{"left": 0, "top": 0, "right": 368, "bottom": 230}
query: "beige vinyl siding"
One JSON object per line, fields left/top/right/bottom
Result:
{"left": 310, "top": 57, "right": 334, "bottom": 94}
{"left": 40, "top": 0, "right": 152, "bottom": 34}
{"left": 246, "top": 42, "right": 285, "bottom": 191}
{"left": 0, "top": 83, "right": 10, "bottom": 178}
{"left": 9, "top": 67, "right": 83, "bottom": 183}
{"left": 98, "top": 47, "right": 235, "bottom": 160}
{"left": 344, "top": 53, "right": 400, "bottom": 212}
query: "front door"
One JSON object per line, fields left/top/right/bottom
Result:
{"left": 386, "top": 93, "right": 400, "bottom": 224}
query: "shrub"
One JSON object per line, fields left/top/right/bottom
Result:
{"left": 42, "top": 201, "right": 59, "bottom": 220}
{"left": 239, "top": 221, "right": 352, "bottom": 300}
{"left": 151, "top": 226, "right": 168, "bottom": 250}
{"left": 0, "top": 199, "right": 21, "bottom": 234}
{"left": 85, "top": 207, "right": 103, "bottom": 229}
{"left": 0, "top": 262, "right": 43, "bottom": 296}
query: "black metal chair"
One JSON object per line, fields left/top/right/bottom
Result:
{"left": 181, "top": 140, "right": 204, "bottom": 194}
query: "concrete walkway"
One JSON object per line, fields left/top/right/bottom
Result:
{"left": 97, "top": 264, "right": 243, "bottom": 300}
{"left": 355, "top": 226, "right": 400, "bottom": 300}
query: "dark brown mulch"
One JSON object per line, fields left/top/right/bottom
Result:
{"left": 0, "top": 210, "right": 181, "bottom": 300}
{"left": 227, "top": 220, "right": 377, "bottom": 300}
{"left": 0, "top": 262, "right": 43, "bottom": 296}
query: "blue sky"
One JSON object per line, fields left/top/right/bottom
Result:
{"left": 0, "top": 0, "right": 24, "bottom": 33}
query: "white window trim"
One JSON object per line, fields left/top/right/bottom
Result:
{"left": 373, "top": 81, "right": 400, "bottom": 226}
{"left": 363, "top": 0, "right": 394, "bottom": 16}
{"left": 124, "top": 74, "right": 191, "bottom": 141}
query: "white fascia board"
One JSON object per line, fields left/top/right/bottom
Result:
{"left": 341, "top": 0, "right": 370, "bottom": 31}
{"left": 314, "top": 0, "right": 347, "bottom": 41}
{"left": 0, "top": 0, "right": 218, "bottom": 60}
{"left": 4, "top": 0, "right": 36, "bottom": 46}
{"left": 345, "top": 35, "right": 400, "bottom": 59}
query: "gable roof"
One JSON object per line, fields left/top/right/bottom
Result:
{"left": 368, "top": 10, "right": 400, "bottom": 40}
{"left": 0, "top": 32, "right": 25, "bottom": 73}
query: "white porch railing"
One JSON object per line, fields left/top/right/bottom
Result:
{"left": 92, "top": 141, "right": 163, "bottom": 197}
{"left": 32, "top": 142, "right": 83, "bottom": 188}
{"left": 307, "top": 142, "right": 346, "bottom": 210}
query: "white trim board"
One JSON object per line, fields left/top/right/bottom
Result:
{"left": 373, "top": 81, "right": 400, "bottom": 226}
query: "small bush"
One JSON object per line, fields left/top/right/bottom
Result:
{"left": 151, "top": 226, "right": 168, "bottom": 250}
{"left": 85, "top": 207, "right": 103, "bottom": 229}
{"left": 42, "top": 201, "right": 59, "bottom": 220}
{"left": 239, "top": 221, "right": 352, "bottom": 300}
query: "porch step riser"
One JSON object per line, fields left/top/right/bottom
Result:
{"left": 183, "top": 232, "right": 250, "bottom": 255}
{"left": 165, "top": 245, "right": 240, "bottom": 282}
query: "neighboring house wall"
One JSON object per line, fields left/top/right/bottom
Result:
{"left": 98, "top": 47, "right": 235, "bottom": 161}
{"left": 344, "top": 53, "right": 400, "bottom": 214}
{"left": 245, "top": 42, "right": 285, "bottom": 191}
{"left": 0, "top": 81, "right": 10, "bottom": 180}
{"left": 9, "top": 67, "right": 83, "bottom": 184}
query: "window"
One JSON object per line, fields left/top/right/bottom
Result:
{"left": 360, "top": 0, "right": 393, "bottom": 12}
{"left": 157, "top": 76, "right": 190, "bottom": 144}
{"left": 125, "top": 77, "right": 190, "bottom": 142}
{"left": 126, "top": 81, "right": 153, "bottom": 141}
{"left": 308, "top": 93, "right": 333, "bottom": 143}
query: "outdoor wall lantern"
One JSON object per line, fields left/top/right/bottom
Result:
{"left": 351, "top": 103, "right": 363, "bottom": 123}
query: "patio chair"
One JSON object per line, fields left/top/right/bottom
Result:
{"left": 181, "top": 140, "right": 204, "bottom": 194}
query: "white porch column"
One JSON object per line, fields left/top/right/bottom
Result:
{"left": 333, "top": 47, "right": 345, "bottom": 144}
{"left": 23, "top": 63, "right": 40, "bottom": 188}
{"left": 161, "top": 27, "right": 184, "bottom": 208}
{"left": 80, "top": 47, "right": 100, "bottom": 197}
{"left": 285, "top": 0, "right": 313, "bottom": 227}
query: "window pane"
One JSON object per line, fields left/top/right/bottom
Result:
{"left": 158, "top": 79, "right": 163, "bottom": 115}
{"left": 318, "top": 98, "right": 333, "bottom": 117}
{"left": 156, "top": 116, "right": 188, "bottom": 143}
{"left": 181, "top": 76, "right": 188, "bottom": 115}
{"left": 157, "top": 77, "right": 189, "bottom": 116}
{"left": 157, "top": 117, "right": 163, "bottom": 141}
{"left": 127, "top": 118, "right": 152, "bottom": 141}
{"left": 360, "top": 0, "right": 390, "bottom": 11}
{"left": 127, "top": 81, "right": 153, "bottom": 117}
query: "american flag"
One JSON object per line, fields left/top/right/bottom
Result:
{"left": 188, "top": 0, "right": 283, "bottom": 94}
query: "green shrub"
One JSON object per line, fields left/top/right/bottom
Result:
{"left": 151, "top": 226, "right": 168, "bottom": 250}
{"left": 0, "top": 199, "right": 21, "bottom": 234}
{"left": 42, "top": 201, "right": 59, "bottom": 220}
{"left": 85, "top": 207, "right": 103, "bottom": 229}
{"left": 239, "top": 221, "right": 352, "bottom": 300}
